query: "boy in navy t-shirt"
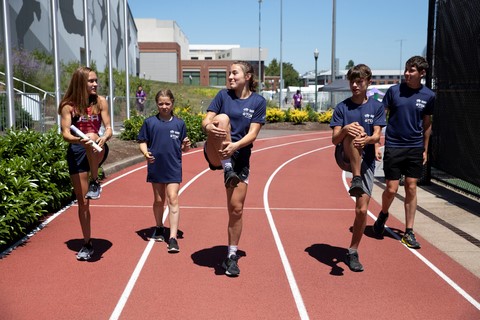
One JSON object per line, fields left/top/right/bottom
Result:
{"left": 373, "top": 56, "right": 435, "bottom": 249}
{"left": 330, "top": 64, "right": 386, "bottom": 271}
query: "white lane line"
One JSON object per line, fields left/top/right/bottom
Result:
{"left": 341, "top": 171, "right": 480, "bottom": 311}
{"left": 109, "top": 168, "right": 210, "bottom": 320}
{"left": 86, "top": 204, "right": 351, "bottom": 211}
{"left": 110, "top": 137, "right": 329, "bottom": 319}
{"left": 263, "top": 145, "right": 334, "bottom": 320}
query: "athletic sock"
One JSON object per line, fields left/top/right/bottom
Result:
{"left": 405, "top": 228, "right": 413, "bottom": 234}
{"left": 348, "top": 248, "right": 357, "bottom": 255}
{"left": 228, "top": 245, "right": 238, "bottom": 258}
{"left": 221, "top": 159, "right": 233, "bottom": 170}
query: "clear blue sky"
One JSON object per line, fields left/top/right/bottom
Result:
{"left": 128, "top": 0, "right": 430, "bottom": 75}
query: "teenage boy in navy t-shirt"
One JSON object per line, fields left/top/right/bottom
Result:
{"left": 373, "top": 56, "right": 435, "bottom": 249}
{"left": 330, "top": 64, "right": 386, "bottom": 271}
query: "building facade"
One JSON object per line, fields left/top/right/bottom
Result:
{"left": 1, "top": 0, "right": 139, "bottom": 76}
{"left": 135, "top": 18, "right": 267, "bottom": 87}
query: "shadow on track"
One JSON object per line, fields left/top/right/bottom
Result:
{"left": 191, "top": 245, "right": 246, "bottom": 275}
{"left": 305, "top": 243, "right": 348, "bottom": 276}
{"left": 65, "top": 238, "right": 113, "bottom": 262}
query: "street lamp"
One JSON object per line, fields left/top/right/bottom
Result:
{"left": 314, "top": 48, "right": 319, "bottom": 111}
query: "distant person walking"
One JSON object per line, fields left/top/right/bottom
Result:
{"left": 373, "top": 56, "right": 435, "bottom": 249}
{"left": 330, "top": 64, "right": 386, "bottom": 271}
{"left": 136, "top": 85, "right": 147, "bottom": 113}
{"left": 138, "top": 89, "right": 191, "bottom": 253}
{"left": 58, "top": 66, "right": 112, "bottom": 261}
{"left": 202, "top": 61, "right": 266, "bottom": 277}
{"left": 293, "top": 90, "right": 303, "bottom": 110}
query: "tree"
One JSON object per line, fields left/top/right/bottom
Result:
{"left": 345, "top": 60, "right": 355, "bottom": 70}
{"left": 265, "top": 58, "right": 302, "bottom": 87}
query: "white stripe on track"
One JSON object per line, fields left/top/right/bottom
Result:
{"left": 341, "top": 171, "right": 480, "bottom": 311}
{"left": 110, "top": 137, "right": 329, "bottom": 319}
{"left": 263, "top": 145, "right": 334, "bottom": 320}
{"left": 109, "top": 168, "right": 209, "bottom": 320}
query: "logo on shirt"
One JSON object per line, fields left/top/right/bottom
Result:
{"left": 416, "top": 99, "right": 427, "bottom": 110}
{"left": 242, "top": 108, "right": 254, "bottom": 119}
{"left": 364, "top": 113, "right": 374, "bottom": 124}
{"left": 170, "top": 130, "right": 180, "bottom": 140}
{"left": 79, "top": 114, "right": 100, "bottom": 122}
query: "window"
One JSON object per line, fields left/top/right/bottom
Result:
{"left": 191, "top": 57, "right": 199, "bottom": 60}
{"left": 205, "top": 57, "right": 213, "bottom": 60}
{"left": 183, "top": 71, "right": 200, "bottom": 85}
{"left": 209, "top": 71, "right": 227, "bottom": 86}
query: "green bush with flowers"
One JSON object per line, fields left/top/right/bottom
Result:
{"left": 266, "top": 107, "right": 286, "bottom": 123}
{"left": 288, "top": 109, "right": 309, "bottom": 124}
{"left": 318, "top": 108, "right": 333, "bottom": 123}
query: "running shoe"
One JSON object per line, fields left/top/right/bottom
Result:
{"left": 345, "top": 252, "right": 364, "bottom": 272}
{"left": 373, "top": 211, "right": 389, "bottom": 235}
{"left": 348, "top": 176, "right": 364, "bottom": 197}
{"left": 85, "top": 180, "right": 102, "bottom": 200}
{"left": 167, "top": 238, "right": 180, "bottom": 253}
{"left": 401, "top": 231, "right": 421, "bottom": 249}
{"left": 76, "top": 243, "right": 94, "bottom": 261}
{"left": 222, "top": 254, "right": 240, "bottom": 277}
{"left": 151, "top": 226, "right": 165, "bottom": 242}
{"left": 224, "top": 168, "right": 240, "bottom": 188}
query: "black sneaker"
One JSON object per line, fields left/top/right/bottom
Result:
{"left": 345, "top": 252, "right": 364, "bottom": 272}
{"left": 373, "top": 211, "right": 389, "bottom": 235}
{"left": 85, "top": 180, "right": 102, "bottom": 200}
{"left": 76, "top": 242, "right": 94, "bottom": 261}
{"left": 151, "top": 226, "right": 165, "bottom": 242}
{"left": 224, "top": 168, "right": 240, "bottom": 188}
{"left": 401, "top": 231, "right": 421, "bottom": 249}
{"left": 348, "top": 176, "right": 364, "bottom": 197}
{"left": 222, "top": 254, "right": 240, "bottom": 277}
{"left": 167, "top": 238, "right": 180, "bottom": 253}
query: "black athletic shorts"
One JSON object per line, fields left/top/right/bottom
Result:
{"left": 67, "top": 142, "right": 109, "bottom": 175}
{"left": 383, "top": 147, "right": 424, "bottom": 180}
{"left": 203, "top": 142, "right": 251, "bottom": 182}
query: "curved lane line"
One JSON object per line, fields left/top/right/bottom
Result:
{"left": 263, "top": 145, "right": 334, "bottom": 320}
{"left": 109, "top": 136, "right": 328, "bottom": 319}
{"left": 340, "top": 171, "right": 480, "bottom": 310}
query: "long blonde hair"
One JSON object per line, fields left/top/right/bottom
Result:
{"left": 58, "top": 66, "right": 99, "bottom": 115}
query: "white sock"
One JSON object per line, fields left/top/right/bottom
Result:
{"left": 228, "top": 245, "right": 238, "bottom": 258}
{"left": 221, "top": 159, "right": 232, "bottom": 170}
{"left": 348, "top": 248, "right": 357, "bottom": 255}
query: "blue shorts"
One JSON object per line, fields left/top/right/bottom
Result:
{"left": 67, "top": 143, "right": 109, "bottom": 175}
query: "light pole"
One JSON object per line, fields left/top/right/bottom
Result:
{"left": 258, "top": 0, "right": 262, "bottom": 91}
{"left": 314, "top": 49, "right": 319, "bottom": 111}
{"left": 397, "top": 39, "right": 405, "bottom": 83}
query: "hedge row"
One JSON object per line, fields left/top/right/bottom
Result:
{"left": 0, "top": 128, "right": 73, "bottom": 249}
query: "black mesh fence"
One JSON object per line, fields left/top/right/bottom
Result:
{"left": 429, "top": 0, "right": 480, "bottom": 196}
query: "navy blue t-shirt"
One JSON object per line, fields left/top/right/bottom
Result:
{"left": 137, "top": 115, "right": 187, "bottom": 183}
{"left": 207, "top": 89, "right": 266, "bottom": 149}
{"left": 330, "top": 97, "right": 386, "bottom": 168}
{"left": 383, "top": 83, "right": 435, "bottom": 148}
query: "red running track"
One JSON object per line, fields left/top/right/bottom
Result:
{"left": 0, "top": 131, "right": 479, "bottom": 319}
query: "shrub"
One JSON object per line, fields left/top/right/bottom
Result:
{"left": 119, "top": 109, "right": 206, "bottom": 146}
{"left": 318, "top": 108, "right": 333, "bottom": 123}
{"left": 119, "top": 114, "right": 145, "bottom": 141}
{"left": 289, "top": 109, "right": 309, "bottom": 124}
{"left": 175, "top": 107, "right": 206, "bottom": 146}
{"left": 266, "top": 107, "right": 286, "bottom": 123}
{"left": 0, "top": 128, "right": 72, "bottom": 248}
